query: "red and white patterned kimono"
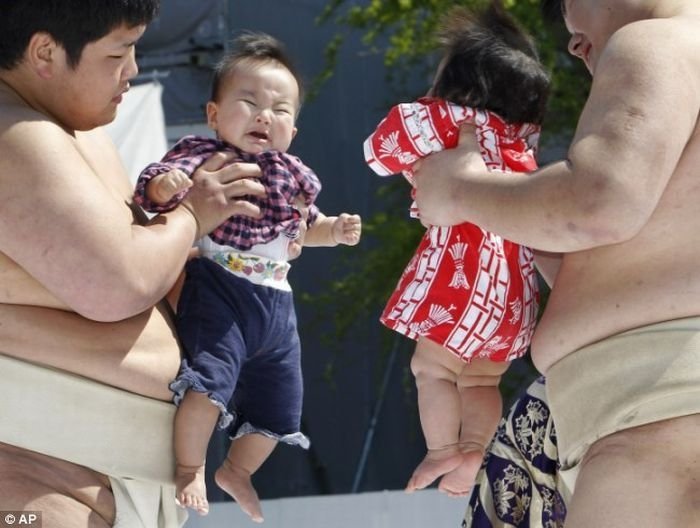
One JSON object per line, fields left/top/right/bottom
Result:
{"left": 364, "top": 97, "right": 540, "bottom": 362}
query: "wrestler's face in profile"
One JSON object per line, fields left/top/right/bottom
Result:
{"left": 563, "top": 0, "right": 599, "bottom": 73}
{"left": 206, "top": 61, "right": 299, "bottom": 154}
{"left": 563, "top": 0, "right": 639, "bottom": 74}
{"left": 49, "top": 24, "right": 144, "bottom": 130}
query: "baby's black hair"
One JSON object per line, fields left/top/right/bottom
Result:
{"left": 211, "top": 31, "right": 304, "bottom": 107}
{"left": 431, "top": 0, "right": 550, "bottom": 124}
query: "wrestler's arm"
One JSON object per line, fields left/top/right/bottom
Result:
{"left": 0, "top": 124, "right": 261, "bottom": 322}
{"left": 413, "top": 22, "right": 700, "bottom": 253}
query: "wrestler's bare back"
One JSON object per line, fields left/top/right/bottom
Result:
{"left": 531, "top": 11, "right": 700, "bottom": 373}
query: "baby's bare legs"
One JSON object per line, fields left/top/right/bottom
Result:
{"left": 174, "top": 390, "right": 221, "bottom": 515}
{"left": 406, "top": 337, "right": 464, "bottom": 493}
{"left": 438, "top": 358, "right": 508, "bottom": 497}
{"left": 406, "top": 337, "right": 508, "bottom": 495}
{"left": 215, "top": 433, "right": 277, "bottom": 523}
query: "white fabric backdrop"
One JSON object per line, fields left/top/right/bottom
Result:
{"left": 103, "top": 81, "right": 168, "bottom": 187}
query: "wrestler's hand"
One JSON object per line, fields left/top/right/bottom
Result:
{"left": 332, "top": 213, "right": 362, "bottom": 246}
{"left": 413, "top": 124, "right": 487, "bottom": 226}
{"left": 182, "top": 152, "right": 265, "bottom": 239}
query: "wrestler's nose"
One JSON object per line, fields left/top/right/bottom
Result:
{"left": 123, "top": 47, "right": 139, "bottom": 81}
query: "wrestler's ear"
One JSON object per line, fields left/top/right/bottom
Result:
{"left": 26, "top": 32, "right": 59, "bottom": 79}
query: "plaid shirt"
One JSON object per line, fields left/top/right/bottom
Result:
{"left": 134, "top": 135, "right": 321, "bottom": 251}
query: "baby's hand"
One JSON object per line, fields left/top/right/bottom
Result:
{"left": 146, "top": 169, "right": 193, "bottom": 204}
{"left": 332, "top": 213, "right": 362, "bottom": 246}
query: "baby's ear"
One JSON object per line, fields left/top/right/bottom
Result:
{"left": 291, "top": 126, "right": 298, "bottom": 140}
{"left": 205, "top": 101, "right": 218, "bottom": 130}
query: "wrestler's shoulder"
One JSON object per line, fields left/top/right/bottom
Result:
{"left": 600, "top": 20, "right": 700, "bottom": 102}
{"left": 0, "top": 107, "right": 75, "bottom": 157}
{"left": 0, "top": 109, "right": 99, "bottom": 186}
{"left": 612, "top": 16, "right": 699, "bottom": 54}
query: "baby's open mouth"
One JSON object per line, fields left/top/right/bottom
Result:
{"left": 250, "top": 131, "right": 268, "bottom": 140}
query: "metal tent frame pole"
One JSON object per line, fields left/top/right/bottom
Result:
{"left": 351, "top": 334, "right": 402, "bottom": 493}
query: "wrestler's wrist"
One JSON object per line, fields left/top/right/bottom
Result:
{"left": 177, "top": 202, "right": 202, "bottom": 240}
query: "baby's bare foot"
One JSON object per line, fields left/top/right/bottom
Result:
{"left": 405, "top": 445, "right": 463, "bottom": 493}
{"left": 215, "top": 458, "right": 264, "bottom": 523}
{"left": 175, "top": 464, "right": 209, "bottom": 515}
{"left": 438, "top": 447, "right": 484, "bottom": 497}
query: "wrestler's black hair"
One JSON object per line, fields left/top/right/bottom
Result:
{"left": 211, "top": 32, "right": 305, "bottom": 111}
{"left": 0, "top": 0, "right": 159, "bottom": 70}
{"left": 431, "top": 0, "right": 550, "bottom": 125}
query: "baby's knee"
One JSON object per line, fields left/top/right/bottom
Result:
{"left": 410, "top": 347, "right": 459, "bottom": 383}
{"left": 457, "top": 358, "right": 510, "bottom": 389}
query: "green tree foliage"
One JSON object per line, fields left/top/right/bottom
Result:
{"left": 304, "top": 1, "right": 591, "bottom": 391}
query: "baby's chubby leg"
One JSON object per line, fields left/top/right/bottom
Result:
{"left": 215, "top": 433, "right": 277, "bottom": 523}
{"left": 406, "top": 337, "right": 467, "bottom": 493}
{"left": 438, "top": 358, "right": 509, "bottom": 497}
{"left": 174, "top": 391, "right": 221, "bottom": 515}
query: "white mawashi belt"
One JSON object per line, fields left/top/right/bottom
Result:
{"left": 0, "top": 353, "right": 176, "bottom": 483}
